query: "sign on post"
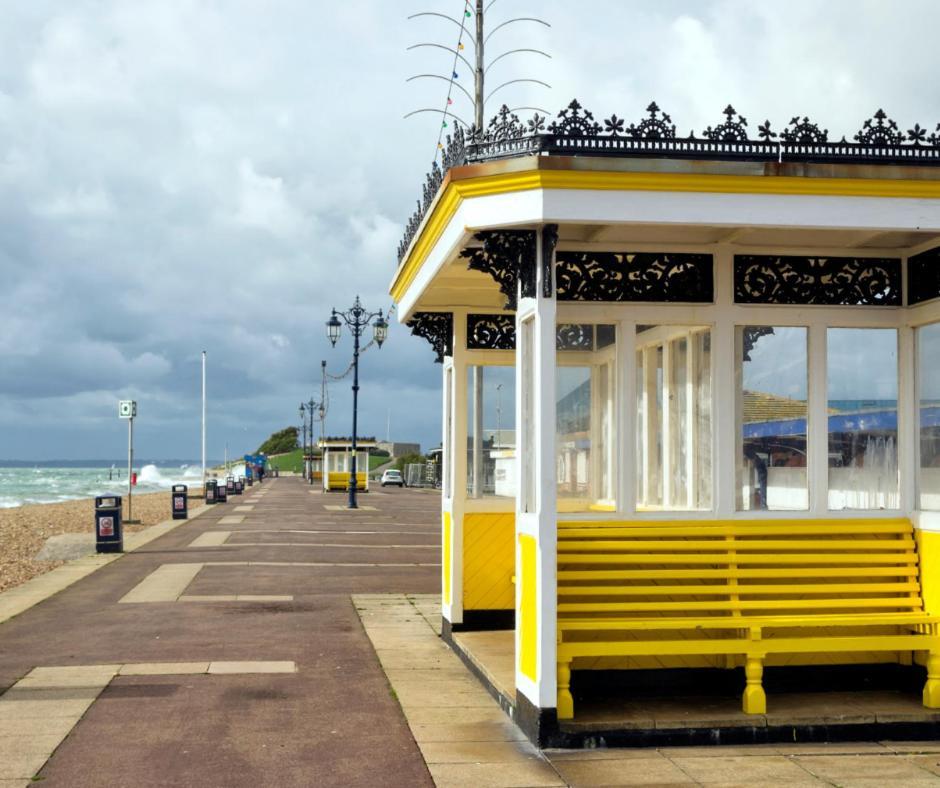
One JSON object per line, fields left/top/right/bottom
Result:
{"left": 118, "top": 400, "right": 137, "bottom": 521}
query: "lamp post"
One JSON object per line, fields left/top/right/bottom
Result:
{"left": 299, "top": 403, "right": 308, "bottom": 479}
{"left": 326, "top": 295, "right": 389, "bottom": 509}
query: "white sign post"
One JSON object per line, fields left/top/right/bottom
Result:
{"left": 119, "top": 400, "right": 137, "bottom": 522}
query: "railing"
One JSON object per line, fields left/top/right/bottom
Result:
{"left": 397, "top": 101, "right": 940, "bottom": 265}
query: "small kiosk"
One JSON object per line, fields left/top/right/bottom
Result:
{"left": 304, "top": 449, "right": 323, "bottom": 483}
{"left": 318, "top": 438, "right": 375, "bottom": 492}
{"left": 392, "top": 100, "right": 940, "bottom": 745}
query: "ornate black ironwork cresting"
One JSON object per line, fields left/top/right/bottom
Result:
{"left": 734, "top": 256, "right": 902, "bottom": 306}
{"left": 406, "top": 312, "right": 454, "bottom": 363}
{"left": 556, "top": 252, "right": 714, "bottom": 303}
{"left": 908, "top": 247, "right": 940, "bottom": 305}
{"left": 467, "top": 314, "right": 516, "bottom": 350}
{"left": 461, "top": 230, "right": 537, "bottom": 311}
{"left": 397, "top": 102, "right": 940, "bottom": 264}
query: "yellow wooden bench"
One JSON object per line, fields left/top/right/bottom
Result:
{"left": 556, "top": 518, "right": 940, "bottom": 719}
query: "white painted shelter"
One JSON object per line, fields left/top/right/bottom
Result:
{"left": 392, "top": 101, "right": 940, "bottom": 744}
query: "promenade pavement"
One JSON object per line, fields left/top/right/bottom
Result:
{"left": 5, "top": 478, "right": 940, "bottom": 787}
{"left": 0, "top": 478, "right": 439, "bottom": 787}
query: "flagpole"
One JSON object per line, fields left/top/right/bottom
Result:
{"left": 201, "top": 350, "right": 207, "bottom": 486}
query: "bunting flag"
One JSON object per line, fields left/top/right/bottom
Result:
{"left": 453, "top": 71, "right": 459, "bottom": 79}
{"left": 447, "top": 97, "right": 454, "bottom": 106}
{"left": 458, "top": 43, "right": 465, "bottom": 51}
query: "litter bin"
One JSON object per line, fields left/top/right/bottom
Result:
{"left": 95, "top": 495, "right": 123, "bottom": 553}
{"left": 226, "top": 476, "right": 235, "bottom": 495}
{"left": 217, "top": 481, "right": 228, "bottom": 503}
{"left": 205, "top": 479, "right": 218, "bottom": 504}
{"left": 246, "top": 475, "right": 253, "bottom": 487}
{"left": 234, "top": 478, "right": 243, "bottom": 495}
{"left": 172, "top": 484, "right": 188, "bottom": 520}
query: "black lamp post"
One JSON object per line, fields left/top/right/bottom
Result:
{"left": 299, "top": 403, "right": 308, "bottom": 479}
{"left": 326, "top": 295, "right": 389, "bottom": 509}
{"left": 307, "top": 396, "right": 317, "bottom": 482}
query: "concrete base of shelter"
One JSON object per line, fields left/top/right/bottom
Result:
{"left": 446, "top": 627, "right": 940, "bottom": 749}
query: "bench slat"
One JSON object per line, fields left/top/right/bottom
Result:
{"left": 559, "top": 538, "right": 915, "bottom": 552}
{"left": 557, "top": 566, "right": 920, "bottom": 581}
{"left": 559, "top": 597, "right": 924, "bottom": 613}
{"left": 558, "top": 523, "right": 913, "bottom": 538}
{"left": 558, "top": 582, "right": 921, "bottom": 597}
{"left": 558, "top": 612, "right": 939, "bottom": 631}
{"left": 558, "top": 633, "right": 940, "bottom": 660}
{"left": 559, "top": 553, "right": 918, "bottom": 565}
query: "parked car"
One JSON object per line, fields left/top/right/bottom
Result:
{"left": 381, "top": 469, "right": 404, "bottom": 488}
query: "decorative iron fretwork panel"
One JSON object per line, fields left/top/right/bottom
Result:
{"left": 406, "top": 312, "right": 453, "bottom": 363}
{"left": 734, "top": 256, "right": 901, "bottom": 306}
{"left": 397, "top": 101, "right": 940, "bottom": 266}
{"left": 556, "top": 252, "right": 714, "bottom": 303}
{"left": 556, "top": 324, "right": 616, "bottom": 351}
{"left": 460, "top": 230, "right": 537, "bottom": 311}
{"left": 909, "top": 247, "right": 940, "bottom": 305}
{"left": 465, "top": 316, "right": 617, "bottom": 352}
{"left": 467, "top": 314, "right": 516, "bottom": 350}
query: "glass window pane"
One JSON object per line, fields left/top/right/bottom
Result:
{"left": 827, "top": 328, "right": 898, "bottom": 510}
{"left": 736, "top": 327, "right": 808, "bottom": 511}
{"left": 636, "top": 326, "right": 712, "bottom": 511}
{"left": 466, "top": 365, "right": 516, "bottom": 499}
{"left": 556, "top": 324, "right": 617, "bottom": 512}
{"left": 919, "top": 323, "right": 940, "bottom": 510}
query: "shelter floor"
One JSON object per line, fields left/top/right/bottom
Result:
{"left": 452, "top": 629, "right": 940, "bottom": 732}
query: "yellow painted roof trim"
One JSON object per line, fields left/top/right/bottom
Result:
{"left": 389, "top": 168, "right": 940, "bottom": 304}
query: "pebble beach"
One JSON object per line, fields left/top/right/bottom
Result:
{"left": 0, "top": 490, "right": 201, "bottom": 593}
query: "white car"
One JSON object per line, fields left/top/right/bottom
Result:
{"left": 381, "top": 469, "right": 404, "bottom": 488}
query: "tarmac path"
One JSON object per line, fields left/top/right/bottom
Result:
{"left": 0, "top": 478, "right": 440, "bottom": 787}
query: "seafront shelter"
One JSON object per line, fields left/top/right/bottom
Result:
{"left": 318, "top": 438, "right": 375, "bottom": 492}
{"left": 392, "top": 101, "right": 940, "bottom": 745}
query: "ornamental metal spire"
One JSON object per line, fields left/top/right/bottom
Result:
{"left": 405, "top": 0, "right": 551, "bottom": 159}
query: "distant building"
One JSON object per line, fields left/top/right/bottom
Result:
{"left": 376, "top": 441, "right": 420, "bottom": 457}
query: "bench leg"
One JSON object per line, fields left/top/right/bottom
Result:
{"left": 924, "top": 651, "right": 940, "bottom": 709}
{"left": 742, "top": 655, "right": 767, "bottom": 714}
{"left": 557, "top": 659, "right": 574, "bottom": 720}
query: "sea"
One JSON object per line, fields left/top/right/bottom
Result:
{"left": 0, "top": 462, "right": 234, "bottom": 509}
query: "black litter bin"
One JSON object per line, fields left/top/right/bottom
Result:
{"left": 172, "top": 484, "right": 188, "bottom": 520}
{"left": 234, "top": 478, "right": 243, "bottom": 495}
{"left": 226, "top": 476, "right": 235, "bottom": 494}
{"left": 205, "top": 479, "right": 218, "bottom": 504}
{"left": 95, "top": 495, "right": 123, "bottom": 553}
{"left": 217, "top": 481, "right": 228, "bottom": 503}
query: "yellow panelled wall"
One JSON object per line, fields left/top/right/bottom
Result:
{"left": 463, "top": 512, "right": 516, "bottom": 610}
{"left": 519, "top": 534, "right": 538, "bottom": 682}
{"left": 442, "top": 512, "right": 452, "bottom": 606}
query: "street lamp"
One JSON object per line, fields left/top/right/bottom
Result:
{"left": 299, "top": 403, "right": 307, "bottom": 479}
{"left": 326, "top": 295, "right": 390, "bottom": 509}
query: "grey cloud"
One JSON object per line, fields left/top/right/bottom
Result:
{"left": 0, "top": 1, "right": 937, "bottom": 460}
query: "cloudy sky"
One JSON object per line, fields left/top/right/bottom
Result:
{"left": 0, "top": 1, "right": 937, "bottom": 461}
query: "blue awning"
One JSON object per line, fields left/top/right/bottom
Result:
{"left": 744, "top": 406, "right": 940, "bottom": 439}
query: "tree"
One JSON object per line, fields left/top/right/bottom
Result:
{"left": 257, "top": 427, "right": 299, "bottom": 456}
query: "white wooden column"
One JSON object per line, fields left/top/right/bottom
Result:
{"left": 442, "top": 313, "right": 464, "bottom": 625}
{"left": 515, "top": 228, "right": 558, "bottom": 710}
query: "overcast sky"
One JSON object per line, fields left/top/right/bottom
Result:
{"left": 0, "top": 1, "right": 937, "bottom": 461}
